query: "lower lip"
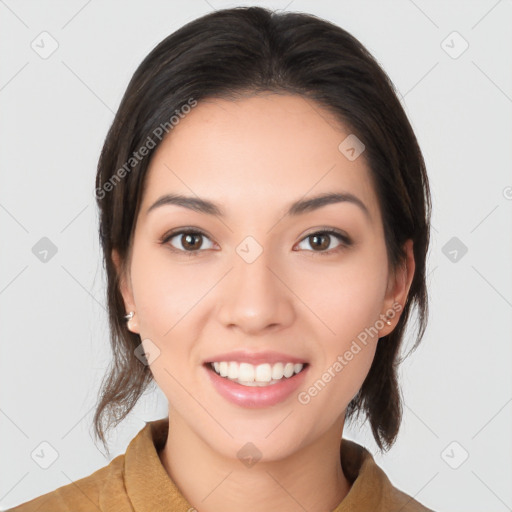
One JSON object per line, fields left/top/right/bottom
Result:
{"left": 204, "top": 364, "right": 309, "bottom": 408}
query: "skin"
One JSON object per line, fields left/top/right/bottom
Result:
{"left": 112, "top": 93, "right": 415, "bottom": 512}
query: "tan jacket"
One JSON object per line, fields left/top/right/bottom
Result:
{"left": 7, "top": 417, "right": 434, "bottom": 511}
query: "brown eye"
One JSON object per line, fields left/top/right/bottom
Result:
{"left": 180, "top": 233, "right": 203, "bottom": 251}
{"left": 162, "top": 230, "right": 215, "bottom": 254}
{"left": 309, "top": 233, "right": 330, "bottom": 251}
{"left": 297, "top": 229, "right": 352, "bottom": 255}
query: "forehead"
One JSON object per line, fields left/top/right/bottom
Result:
{"left": 141, "top": 94, "right": 380, "bottom": 224}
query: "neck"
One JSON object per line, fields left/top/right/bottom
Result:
{"left": 158, "top": 412, "right": 352, "bottom": 512}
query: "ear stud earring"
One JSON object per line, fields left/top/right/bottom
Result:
{"left": 124, "top": 311, "right": 134, "bottom": 321}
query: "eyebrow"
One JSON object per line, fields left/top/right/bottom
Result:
{"left": 146, "top": 191, "right": 371, "bottom": 221}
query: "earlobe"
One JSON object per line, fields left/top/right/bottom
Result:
{"left": 125, "top": 312, "right": 139, "bottom": 334}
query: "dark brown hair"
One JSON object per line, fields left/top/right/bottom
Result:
{"left": 93, "top": 6, "right": 431, "bottom": 455}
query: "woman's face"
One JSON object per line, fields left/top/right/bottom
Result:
{"left": 114, "top": 94, "right": 413, "bottom": 461}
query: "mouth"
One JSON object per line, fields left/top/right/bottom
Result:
{"left": 204, "top": 360, "right": 309, "bottom": 387}
{"left": 204, "top": 359, "right": 310, "bottom": 408}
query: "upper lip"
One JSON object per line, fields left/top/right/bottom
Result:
{"left": 205, "top": 350, "right": 308, "bottom": 365}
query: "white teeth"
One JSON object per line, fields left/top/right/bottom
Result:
{"left": 255, "top": 363, "right": 272, "bottom": 382}
{"left": 219, "top": 361, "right": 228, "bottom": 377}
{"left": 283, "top": 362, "right": 294, "bottom": 378}
{"left": 239, "top": 362, "right": 255, "bottom": 382}
{"left": 271, "top": 362, "right": 284, "bottom": 380}
{"left": 209, "top": 360, "right": 305, "bottom": 386}
{"left": 228, "top": 361, "right": 238, "bottom": 379}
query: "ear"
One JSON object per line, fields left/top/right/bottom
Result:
{"left": 111, "top": 248, "right": 139, "bottom": 334}
{"left": 378, "top": 239, "right": 415, "bottom": 337}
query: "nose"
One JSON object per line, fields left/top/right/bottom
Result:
{"left": 216, "top": 246, "right": 295, "bottom": 335}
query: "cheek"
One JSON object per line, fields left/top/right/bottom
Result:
{"left": 295, "top": 249, "right": 386, "bottom": 401}
{"left": 129, "top": 242, "right": 211, "bottom": 337}
{"left": 299, "top": 276, "right": 381, "bottom": 413}
{"left": 298, "top": 249, "right": 388, "bottom": 342}
{"left": 129, "top": 243, "right": 210, "bottom": 407}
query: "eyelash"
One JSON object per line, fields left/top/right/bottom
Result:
{"left": 159, "top": 228, "right": 353, "bottom": 258}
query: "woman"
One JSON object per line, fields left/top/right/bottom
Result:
{"left": 9, "top": 6, "right": 433, "bottom": 511}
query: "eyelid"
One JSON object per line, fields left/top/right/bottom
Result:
{"left": 300, "top": 227, "right": 352, "bottom": 243}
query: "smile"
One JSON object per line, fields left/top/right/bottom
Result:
{"left": 209, "top": 361, "right": 305, "bottom": 387}
{"left": 204, "top": 360, "right": 309, "bottom": 408}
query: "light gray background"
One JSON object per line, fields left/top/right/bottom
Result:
{"left": 1, "top": 1, "right": 511, "bottom": 511}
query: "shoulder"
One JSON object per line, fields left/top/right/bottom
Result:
{"left": 380, "top": 477, "right": 436, "bottom": 511}
{"left": 5, "top": 454, "right": 131, "bottom": 512}
{"left": 340, "top": 439, "right": 436, "bottom": 512}
{"left": 5, "top": 419, "right": 163, "bottom": 512}
{"left": 362, "top": 453, "right": 436, "bottom": 511}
